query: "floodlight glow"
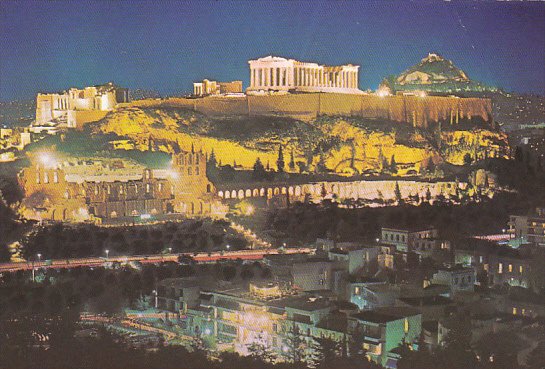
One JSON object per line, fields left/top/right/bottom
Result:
{"left": 141, "top": 214, "right": 151, "bottom": 220}
{"left": 38, "top": 153, "right": 56, "bottom": 168}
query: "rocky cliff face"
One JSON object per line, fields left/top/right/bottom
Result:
{"left": 91, "top": 105, "right": 508, "bottom": 175}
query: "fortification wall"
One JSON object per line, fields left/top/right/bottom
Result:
{"left": 70, "top": 110, "right": 109, "bottom": 129}
{"left": 130, "top": 93, "right": 493, "bottom": 127}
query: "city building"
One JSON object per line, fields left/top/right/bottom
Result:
{"left": 348, "top": 307, "right": 422, "bottom": 367}
{"left": 381, "top": 226, "right": 440, "bottom": 253}
{"left": 17, "top": 149, "right": 224, "bottom": 222}
{"left": 509, "top": 207, "right": 545, "bottom": 246}
{"left": 454, "top": 240, "right": 532, "bottom": 288}
{"left": 247, "top": 56, "right": 362, "bottom": 94}
{"left": 350, "top": 281, "right": 400, "bottom": 310}
{"left": 193, "top": 79, "right": 243, "bottom": 96}
{"left": 35, "top": 82, "right": 129, "bottom": 128}
{"left": 431, "top": 265, "right": 476, "bottom": 294}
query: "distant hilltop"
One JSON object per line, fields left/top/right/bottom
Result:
{"left": 382, "top": 53, "right": 497, "bottom": 94}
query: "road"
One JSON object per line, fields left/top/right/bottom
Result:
{"left": 0, "top": 247, "right": 313, "bottom": 273}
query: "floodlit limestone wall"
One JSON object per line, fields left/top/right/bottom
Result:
{"left": 68, "top": 110, "right": 109, "bottom": 128}
{"left": 132, "top": 93, "right": 493, "bottom": 127}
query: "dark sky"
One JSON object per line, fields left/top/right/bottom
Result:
{"left": 1, "top": 1, "right": 544, "bottom": 100}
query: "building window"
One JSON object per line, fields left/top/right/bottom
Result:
{"left": 146, "top": 183, "right": 150, "bottom": 193}
{"left": 36, "top": 172, "right": 40, "bottom": 184}
{"left": 159, "top": 183, "right": 163, "bottom": 192}
{"left": 188, "top": 167, "right": 192, "bottom": 175}
{"left": 498, "top": 263, "right": 503, "bottom": 274}
{"left": 196, "top": 155, "right": 200, "bottom": 164}
{"left": 512, "top": 307, "right": 517, "bottom": 315}
{"left": 196, "top": 166, "right": 199, "bottom": 175}
{"left": 508, "top": 264, "right": 513, "bottom": 273}
{"left": 354, "top": 287, "right": 360, "bottom": 295}
{"left": 519, "top": 265, "right": 523, "bottom": 274}
{"left": 119, "top": 186, "right": 123, "bottom": 194}
{"left": 44, "top": 172, "right": 49, "bottom": 184}
{"left": 404, "top": 318, "right": 409, "bottom": 333}
{"left": 107, "top": 185, "right": 111, "bottom": 194}
{"left": 53, "top": 171, "right": 59, "bottom": 183}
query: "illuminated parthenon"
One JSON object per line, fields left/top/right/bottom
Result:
{"left": 247, "top": 56, "right": 362, "bottom": 94}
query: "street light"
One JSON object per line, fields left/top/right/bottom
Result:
{"left": 105, "top": 249, "right": 109, "bottom": 259}
{"left": 152, "top": 289, "right": 158, "bottom": 308}
{"left": 226, "top": 244, "right": 230, "bottom": 251}
{"left": 168, "top": 247, "right": 172, "bottom": 254}
{"left": 376, "top": 238, "right": 380, "bottom": 243}
{"left": 37, "top": 253, "right": 42, "bottom": 262}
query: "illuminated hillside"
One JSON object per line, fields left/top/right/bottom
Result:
{"left": 86, "top": 104, "right": 508, "bottom": 175}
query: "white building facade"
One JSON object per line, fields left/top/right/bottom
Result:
{"left": 247, "top": 56, "right": 362, "bottom": 94}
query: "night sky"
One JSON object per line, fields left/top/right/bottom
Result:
{"left": 1, "top": 1, "right": 544, "bottom": 100}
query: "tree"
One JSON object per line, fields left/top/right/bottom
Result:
{"left": 321, "top": 183, "right": 328, "bottom": 198}
{"left": 425, "top": 187, "right": 432, "bottom": 202}
{"left": 0, "top": 242, "right": 10, "bottom": 262}
{"left": 311, "top": 336, "right": 341, "bottom": 368}
{"left": 289, "top": 149, "right": 296, "bottom": 171}
{"left": 394, "top": 182, "right": 402, "bottom": 204}
{"left": 247, "top": 333, "right": 276, "bottom": 363}
{"left": 463, "top": 153, "right": 473, "bottom": 165}
{"left": 252, "top": 157, "right": 266, "bottom": 181}
{"left": 282, "top": 323, "right": 306, "bottom": 364}
{"left": 390, "top": 155, "right": 398, "bottom": 174}
{"left": 276, "top": 145, "right": 285, "bottom": 173}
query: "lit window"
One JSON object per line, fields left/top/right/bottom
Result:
{"left": 404, "top": 318, "right": 409, "bottom": 333}
{"left": 519, "top": 265, "right": 523, "bottom": 274}
{"left": 36, "top": 172, "right": 40, "bottom": 184}
{"left": 498, "top": 263, "right": 503, "bottom": 274}
{"left": 44, "top": 172, "right": 49, "bottom": 183}
{"left": 146, "top": 183, "right": 150, "bottom": 193}
{"left": 196, "top": 166, "right": 200, "bottom": 175}
{"left": 188, "top": 167, "right": 192, "bottom": 175}
{"left": 512, "top": 307, "right": 517, "bottom": 315}
{"left": 354, "top": 287, "right": 360, "bottom": 295}
{"left": 53, "top": 171, "right": 58, "bottom": 183}
{"left": 508, "top": 264, "right": 513, "bottom": 273}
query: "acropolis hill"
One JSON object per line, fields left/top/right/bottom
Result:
{"left": 29, "top": 54, "right": 506, "bottom": 175}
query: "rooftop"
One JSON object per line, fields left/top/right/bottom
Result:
{"left": 351, "top": 307, "right": 420, "bottom": 324}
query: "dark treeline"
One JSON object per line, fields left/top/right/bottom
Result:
{"left": 266, "top": 192, "right": 529, "bottom": 245}
{"left": 18, "top": 219, "right": 247, "bottom": 261}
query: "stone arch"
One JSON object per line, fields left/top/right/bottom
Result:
{"left": 245, "top": 189, "right": 252, "bottom": 197}
{"left": 238, "top": 189, "right": 244, "bottom": 199}
{"left": 51, "top": 209, "right": 56, "bottom": 221}
{"left": 191, "top": 203, "right": 195, "bottom": 214}
{"left": 206, "top": 184, "right": 212, "bottom": 193}
{"left": 267, "top": 188, "right": 273, "bottom": 197}
{"left": 231, "top": 190, "right": 237, "bottom": 199}
{"left": 260, "top": 188, "right": 265, "bottom": 197}
{"left": 288, "top": 186, "right": 294, "bottom": 195}
{"left": 62, "top": 208, "right": 68, "bottom": 220}
{"left": 218, "top": 191, "right": 224, "bottom": 198}
{"left": 110, "top": 211, "right": 118, "bottom": 218}
{"left": 151, "top": 208, "right": 158, "bottom": 215}
{"left": 281, "top": 187, "right": 287, "bottom": 195}
{"left": 224, "top": 191, "right": 230, "bottom": 199}
{"left": 253, "top": 189, "right": 259, "bottom": 197}
{"left": 273, "top": 187, "right": 280, "bottom": 195}
{"left": 200, "top": 202, "right": 204, "bottom": 214}
{"left": 295, "top": 186, "right": 302, "bottom": 196}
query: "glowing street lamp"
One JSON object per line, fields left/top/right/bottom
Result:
{"left": 37, "top": 253, "right": 42, "bottom": 262}
{"left": 226, "top": 244, "right": 230, "bottom": 251}
{"left": 376, "top": 238, "right": 380, "bottom": 243}
{"left": 105, "top": 249, "right": 109, "bottom": 259}
{"left": 168, "top": 247, "right": 172, "bottom": 254}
